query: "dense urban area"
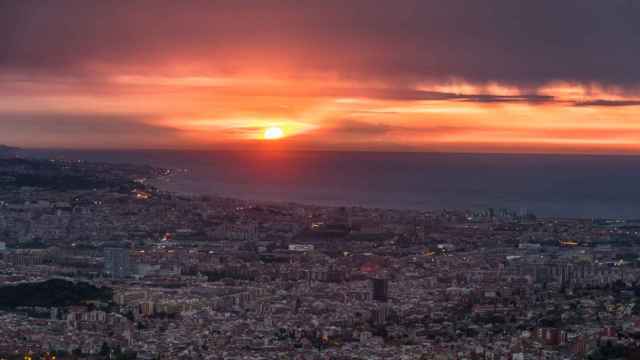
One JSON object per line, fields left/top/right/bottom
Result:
{"left": 1, "top": 147, "right": 640, "bottom": 360}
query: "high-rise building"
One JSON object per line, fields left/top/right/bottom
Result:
{"left": 370, "top": 278, "right": 389, "bottom": 302}
{"left": 140, "top": 301, "right": 155, "bottom": 316}
{"left": 104, "top": 247, "right": 130, "bottom": 278}
{"left": 372, "top": 304, "right": 390, "bottom": 325}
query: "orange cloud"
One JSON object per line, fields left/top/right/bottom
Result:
{"left": 2, "top": 71, "right": 640, "bottom": 153}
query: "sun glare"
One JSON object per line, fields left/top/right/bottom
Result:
{"left": 264, "top": 126, "right": 284, "bottom": 140}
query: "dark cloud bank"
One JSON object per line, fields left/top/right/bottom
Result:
{"left": 1, "top": 0, "right": 640, "bottom": 90}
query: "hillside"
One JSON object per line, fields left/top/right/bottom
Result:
{"left": 0, "top": 279, "right": 112, "bottom": 308}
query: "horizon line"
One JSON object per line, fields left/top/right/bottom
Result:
{"left": 13, "top": 145, "right": 640, "bottom": 158}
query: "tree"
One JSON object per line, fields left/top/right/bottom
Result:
{"left": 100, "top": 342, "right": 111, "bottom": 356}
{"left": 114, "top": 351, "right": 137, "bottom": 360}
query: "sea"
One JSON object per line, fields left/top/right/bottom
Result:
{"left": 20, "top": 149, "right": 640, "bottom": 219}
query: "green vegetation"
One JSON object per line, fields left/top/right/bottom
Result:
{"left": 0, "top": 279, "right": 112, "bottom": 308}
{"left": 0, "top": 158, "right": 134, "bottom": 191}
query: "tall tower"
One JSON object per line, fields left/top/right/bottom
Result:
{"left": 370, "top": 278, "right": 389, "bottom": 302}
{"left": 104, "top": 247, "right": 130, "bottom": 279}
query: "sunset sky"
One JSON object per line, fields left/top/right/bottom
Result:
{"left": 2, "top": 0, "right": 640, "bottom": 153}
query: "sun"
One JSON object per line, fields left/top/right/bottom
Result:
{"left": 263, "top": 126, "right": 284, "bottom": 140}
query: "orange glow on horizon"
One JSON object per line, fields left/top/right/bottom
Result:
{"left": 2, "top": 72, "right": 640, "bottom": 153}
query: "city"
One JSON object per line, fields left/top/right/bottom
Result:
{"left": 2, "top": 1, "right": 640, "bottom": 359}
{"left": 1, "top": 152, "right": 639, "bottom": 359}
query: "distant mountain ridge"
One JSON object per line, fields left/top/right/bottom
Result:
{"left": 0, "top": 145, "right": 19, "bottom": 157}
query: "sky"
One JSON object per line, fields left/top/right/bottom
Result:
{"left": 2, "top": 0, "right": 640, "bottom": 153}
